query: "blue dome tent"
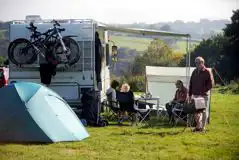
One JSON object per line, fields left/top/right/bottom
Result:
{"left": 0, "top": 82, "right": 89, "bottom": 143}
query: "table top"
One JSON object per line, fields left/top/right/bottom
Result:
{"left": 137, "top": 101, "right": 155, "bottom": 106}
{"left": 136, "top": 97, "right": 160, "bottom": 101}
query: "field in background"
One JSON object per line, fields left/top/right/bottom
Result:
{"left": 0, "top": 91, "right": 239, "bottom": 160}
{"left": 0, "top": 30, "right": 7, "bottom": 39}
{"left": 110, "top": 35, "right": 151, "bottom": 52}
{"left": 110, "top": 35, "right": 199, "bottom": 53}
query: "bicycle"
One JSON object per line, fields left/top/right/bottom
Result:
{"left": 8, "top": 20, "right": 81, "bottom": 66}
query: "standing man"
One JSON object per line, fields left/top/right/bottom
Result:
{"left": 189, "top": 56, "right": 214, "bottom": 132}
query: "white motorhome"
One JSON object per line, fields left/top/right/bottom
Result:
{"left": 8, "top": 18, "right": 112, "bottom": 108}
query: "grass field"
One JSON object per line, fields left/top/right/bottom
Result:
{"left": 0, "top": 91, "right": 239, "bottom": 160}
{"left": 111, "top": 35, "right": 151, "bottom": 52}
{"left": 110, "top": 35, "right": 199, "bottom": 53}
{"left": 0, "top": 29, "right": 7, "bottom": 39}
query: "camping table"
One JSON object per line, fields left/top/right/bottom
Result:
{"left": 136, "top": 97, "right": 160, "bottom": 116}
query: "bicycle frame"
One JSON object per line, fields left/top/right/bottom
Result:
{"left": 22, "top": 24, "right": 67, "bottom": 58}
{"left": 42, "top": 25, "right": 67, "bottom": 53}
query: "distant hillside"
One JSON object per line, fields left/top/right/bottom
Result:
{"left": 111, "top": 19, "right": 230, "bottom": 39}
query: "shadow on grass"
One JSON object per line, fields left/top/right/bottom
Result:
{"left": 103, "top": 117, "right": 190, "bottom": 129}
{"left": 111, "top": 130, "right": 184, "bottom": 137}
{"left": 135, "top": 131, "right": 183, "bottom": 137}
{"left": 107, "top": 123, "right": 132, "bottom": 127}
{"left": 85, "top": 122, "right": 134, "bottom": 129}
{"left": 0, "top": 141, "right": 51, "bottom": 145}
{"left": 109, "top": 117, "right": 191, "bottom": 137}
{"left": 138, "top": 117, "right": 188, "bottom": 129}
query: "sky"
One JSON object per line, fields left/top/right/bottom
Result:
{"left": 0, "top": 0, "right": 238, "bottom": 24}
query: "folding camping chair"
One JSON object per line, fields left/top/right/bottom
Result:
{"left": 134, "top": 100, "right": 155, "bottom": 125}
{"left": 157, "top": 104, "right": 168, "bottom": 121}
{"left": 101, "top": 94, "right": 121, "bottom": 122}
{"left": 171, "top": 101, "right": 196, "bottom": 131}
{"left": 137, "top": 96, "right": 167, "bottom": 121}
{"left": 171, "top": 102, "right": 187, "bottom": 125}
{"left": 116, "top": 91, "right": 138, "bottom": 125}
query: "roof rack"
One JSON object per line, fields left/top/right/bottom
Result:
{"left": 11, "top": 19, "right": 96, "bottom": 25}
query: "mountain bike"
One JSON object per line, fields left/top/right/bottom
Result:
{"left": 8, "top": 20, "right": 81, "bottom": 65}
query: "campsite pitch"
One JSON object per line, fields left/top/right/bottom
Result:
{"left": 0, "top": 92, "right": 238, "bottom": 160}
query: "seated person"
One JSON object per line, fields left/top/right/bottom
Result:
{"left": 106, "top": 80, "right": 120, "bottom": 108}
{"left": 117, "top": 83, "right": 136, "bottom": 114}
{"left": 166, "top": 80, "right": 188, "bottom": 122}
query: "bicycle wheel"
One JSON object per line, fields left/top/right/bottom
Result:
{"left": 8, "top": 38, "right": 38, "bottom": 65}
{"left": 52, "top": 37, "right": 81, "bottom": 65}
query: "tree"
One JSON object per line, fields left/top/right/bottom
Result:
{"left": 217, "top": 9, "right": 239, "bottom": 81}
{"left": 0, "top": 39, "right": 9, "bottom": 57}
{"left": 224, "top": 10, "right": 239, "bottom": 46}
{"left": 160, "top": 24, "right": 172, "bottom": 31}
{"left": 171, "top": 51, "right": 184, "bottom": 65}
{"left": 178, "top": 34, "right": 229, "bottom": 84}
{"left": 0, "top": 56, "right": 5, "bottom": 66}
{"left": 131, "top": 38, "right": 175, "bottom": 75}
{"left": 179, "top": 34, "right": 227, "bottom": 68}
{"left": 179, "top": 10, "right": 239, "bottom": 83}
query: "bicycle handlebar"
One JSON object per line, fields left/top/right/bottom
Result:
{"left": 26, "top": 20, "right": 65, "bottom": 39}
{"left": 52, "top": 19, "right": 60, "bottom": 27}
{"left": 26, "top": 22, "right": 37, "bottom": 32}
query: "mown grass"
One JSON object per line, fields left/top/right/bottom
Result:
{"left": 111, "top": 35, "right": 151, "bottom": 52}
{"left": 0, "top": 29, "right": 7, "bottom": 39}
{"left": 111, "top": 35, "right": 199, "bottom": 53}
{"left": 174, "top": 41, "right": 199, "bottom": 53}
{"left": 0, "top": 92, "right": 239, "bottom": 160}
